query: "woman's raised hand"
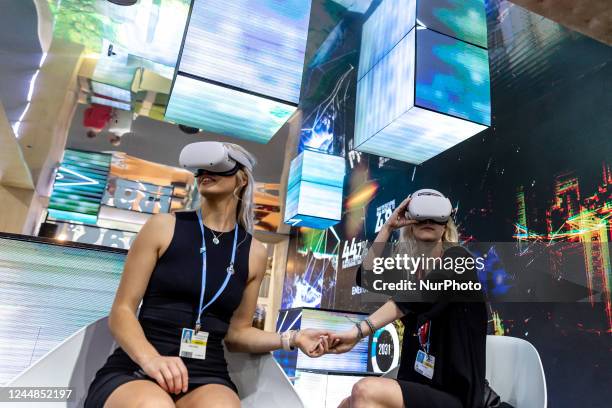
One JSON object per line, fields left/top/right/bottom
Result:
{"left": 140, "top": 355, "right": 189, "bottom": 395}
{"left": 384, "top": 196, "right": 418, "bottom": 231}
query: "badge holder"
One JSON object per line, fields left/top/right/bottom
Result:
{"left": 414, "top": 321, "right": 435, "bottom": 379}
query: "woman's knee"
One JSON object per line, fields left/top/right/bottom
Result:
{"left": 175, "top": 384, "right": 239, "bottom": 408}
{"left": 104, "top": 380, "right": 174, "bottom": 408}
{"left": 351, "top": 377, "right": 377, "bottom": 404}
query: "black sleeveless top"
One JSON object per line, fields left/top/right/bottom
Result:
{"left": 99, "top": 210, "right": 251, "bottom": 381}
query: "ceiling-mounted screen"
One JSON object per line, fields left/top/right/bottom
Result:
{"left": 165, "top": 74, "right": 297, "bottom": 143}
{"left": 417, "top": 0, "right": 488, "bottom": 48}
{"left": 415, "top": 28, "right": 491, "bottom": 126}
{"left": 179, "top": 0, "right": 311, "bottom": 104}
{"left": 358, "top": 0, "right": 415, "bottom": 80}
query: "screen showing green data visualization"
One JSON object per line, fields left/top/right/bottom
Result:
{"left": 48, "top": 149, "right": 112, "bottom": 224}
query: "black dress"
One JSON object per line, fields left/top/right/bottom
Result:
{"left": 84, "top": 211, "right": 251, "bottom": 408}
{"left": 359, "top": 245, "right": 487, "bottom": 408}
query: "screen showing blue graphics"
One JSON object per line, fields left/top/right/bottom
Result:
{"left": 285, "top": 150, "right": 345, "bottom": 228}
{"left": 417, "top": 0, "right": 487, "bottom": 48}
{"left": 165, "top": 75, "right": 296, "bottom": 143}
{"left": 48, "top": 150, "right": 112, "bottom": 224}
{"left": 358, "top": 0, "right": 416, "bottom": 80}
{"left": 179, "top": 0, "right": 311, "bottom": 104}
{"left": 416, "top": 29, "right": 491, "bottom": 126}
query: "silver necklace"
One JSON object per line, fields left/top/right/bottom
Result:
{"left": 210, "top": 230, "right": 225, "bottom": 245}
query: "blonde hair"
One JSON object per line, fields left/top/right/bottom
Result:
{"left": 193, "top": 143, "right": 257, "bottom": 234}
{"left": 396, "top": 217, "right": 459, "bottom": 259}
{"left": 226, "top": 143, "right": 257, "bottom": 234}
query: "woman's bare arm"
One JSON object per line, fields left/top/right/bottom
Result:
{"left": 224, "top": 239, "right": 328, "bottom": 355}
{"left": 107, "top": 213, "right": 188, "bottom": 394}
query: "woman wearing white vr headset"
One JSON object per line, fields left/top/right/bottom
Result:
{"left": 327, "top": 189, "right": 487, "bottom": 408}
{"left": 85, "top": 141, "right": 330, "bottom": 408}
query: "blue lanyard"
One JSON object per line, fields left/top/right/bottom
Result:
{"left": 195, "top": 208, "right": 239, "bottom": 333}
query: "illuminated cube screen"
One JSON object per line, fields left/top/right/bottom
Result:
{"left": 415, "top": 29, "right": 491, "bottom": 126}
{"left": 166, "top": 75, "right": 296, "bottom": 143}
{"left": 417, "top": 0, "right": 488, "bottom": 48}
{"left": 48, "top": 150, "right": 112, "bottom": 224}
{"left": 355, "top": 33, "right": 489, "bottom": 163}
{"left": 284, "top": 150, "right": 345, "bottom": 229}
{"left": 355, "top": 29, "right": 416, "bottom": 154}
{"left": 353, "top": 0, "right": 490, "bottom": 164}
{"left": 355, "top": 106, "right": 486, "bottom": 164}
{"left": 358, "top": 0, "right": 415, "bottom": 80}
{"left": 178, "top": 0, "right": 311, "bottom": 104}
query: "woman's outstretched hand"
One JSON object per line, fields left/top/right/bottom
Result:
{"left": 295, "top": 328, "right": 331, "bottom": 357}
{"left": 327, "top": 326, "right": 361, "bottom": 354}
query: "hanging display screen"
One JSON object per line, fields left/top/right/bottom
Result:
{"left": 178, "top": 0, "right": 311, "bottom": 104}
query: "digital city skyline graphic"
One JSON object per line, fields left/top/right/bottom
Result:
{"left": 514, "top": 163, "right": 612, "bottom": 332}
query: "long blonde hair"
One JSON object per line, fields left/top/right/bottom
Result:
{"left": 193, "top": 143, "right": 257, "bottom": 234}
{"left": 226, "top": 143, "right": 257, "bottom": 234}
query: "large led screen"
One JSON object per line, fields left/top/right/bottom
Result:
{"left": 417, "top": 0, "right": 487, "bottom": 48}
{"left": 178, "top": 0, "right": 311, "bottom": 104}
{"left": 354, "top": 29, "right": 416, "bottom": 156}
{"left": 355, "top": 106, "right": 487, "bottom": 164}
{"left": 415, "top": 28, "right": 491, "bottom": 126}
{"left": 357, "top": 0, "right": 415, "bottom": 80}
{"left": 0, "top": 235, "right": 125, "bottom": 384}
{"left": 166, "top": 74, "right": 297, "bottom": 143}
{"left": 48, "top": 150, "right": 112, "bottom": 224}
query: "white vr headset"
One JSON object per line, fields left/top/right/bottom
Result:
{"left": 406, "top": 189, "right": 453, "bottom": 223}
{"left": 179, "top": 141, "right": 253, "bottom": 176}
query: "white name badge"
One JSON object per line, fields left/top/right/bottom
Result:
{"left": 414, "top": 349, "right": 435, "bottom": 379}
{"left": 179, "top": 328, "right": 209, "bottom": 360}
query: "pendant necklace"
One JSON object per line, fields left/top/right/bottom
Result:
{"left": 211, "top": 230, "right": 225, "bottom": 245}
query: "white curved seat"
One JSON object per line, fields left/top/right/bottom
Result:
{"left": 382, "top": 335, "right": 547, "bottom": 408}
{"left": 486, "top": 335, "right": 547, "bottom": 408}
{"left": 5, "top": 317, "right": 303, "bottom": 408}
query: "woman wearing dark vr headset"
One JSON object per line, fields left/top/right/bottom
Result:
{"left": 328, "top": 190, "right": 487, "bottom": 408}
{"left": 85, "top": 142, "right": 329, "bottom": 408}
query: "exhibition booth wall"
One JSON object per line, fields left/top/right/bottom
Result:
{"left": 281, "top": 1, "right": 611, "bottom": 407}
